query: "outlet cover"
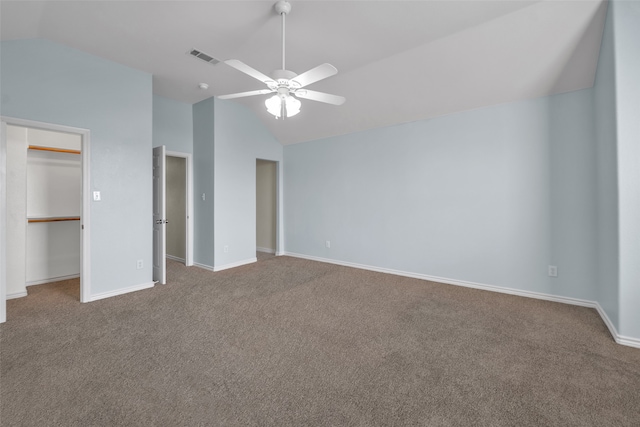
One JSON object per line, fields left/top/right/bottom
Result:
{"left": 224, "top": 245, "right": 229, "bottom": 253}
{"left": 137, "top": 259, "right": 143, "bottom": 269}
{"left": 548, "top": 265, "right": 558, "bottom": 277}
{"left": 326, "top": 241, "right": 331, "bottom": 248}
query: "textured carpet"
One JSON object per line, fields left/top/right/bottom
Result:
{"left": 1, "top": 256, "right": 639, "bottom": 426}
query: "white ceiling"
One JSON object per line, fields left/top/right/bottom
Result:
{"left": 1, "top": 0, "right": 607, "bottom": 145}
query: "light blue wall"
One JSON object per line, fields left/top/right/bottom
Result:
{"left": 285, "top": 89, "right": 597, "bottom": 301}
{"left": 1, "top": 39, "right": 153, "bottom": 295}
{"left": 593, "top": 2, "right": 620, "bottom": 330}
{"left": 611, "top": 0, "right": 640, "bottom": 338}
{"left": 153, "top": 95, "right": 193, "bottom": 153}
{"left": 549, "top": 90, "right": 598, "bottom": 301}
{"left": 192, "top": 98, "right": 215, "bottom": 267}
{"left": 213, "top": 99, "right": 283, "bottom": 268}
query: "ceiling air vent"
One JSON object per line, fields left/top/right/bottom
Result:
{"left": 188, "top": 49, "right": 220, "bottom": 65}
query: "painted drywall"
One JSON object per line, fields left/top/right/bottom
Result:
{"left": 153, "top": 95, "right": 193, "bottom": 153}
{"left": 592, "top": 1, "right": 619, "bottom": 331}
{"left": 256, "top": 159, "right": 277, "bottom": 252}
{"left": 611, "top": 0, "right": 640, "bottom": 339}
{"left": 192, "top": 98, "right": 215, "bottom": 268}
{"left": 285, "top": 89, "right": 597, "bottom": 301}
{"left": 166, "top": 156, "right": 186, "bottom": 261}
{"left": 213, "top": 99, "right": 282, "bottom": 268}
{"left": 5, "top": 125, "right": 27, "bottom": 298}
{"left": 1, "top": 39, "right": 153, "bottom": 296}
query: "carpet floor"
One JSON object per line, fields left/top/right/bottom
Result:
{"left": 1, "top": 256, "right": 639, "bottom": 426}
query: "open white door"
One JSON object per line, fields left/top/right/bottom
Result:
{"left": 153, "top": 145, "right": 166, "bottom": 284}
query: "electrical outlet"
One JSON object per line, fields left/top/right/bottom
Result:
{"left": 202, "top": 193, "right": 206, "bottom": 201}
{"left": 224, "top": 245, "right": 229, "bottom": 253}
{"left": 137, "top": 259, "right": 143, "bottom": 269}
{"left": 326, "top": 240, "right": 331, "bottom": 248}
{"left": 548, "top": 265, "right": 558, "bottom": 277}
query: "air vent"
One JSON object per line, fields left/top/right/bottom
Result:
{"left": 188, "top": 49, "right": 220, "bottom": 65}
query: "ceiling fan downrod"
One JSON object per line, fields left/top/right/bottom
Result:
{"left": 275, "top": 1, "right": 291, "bottom": 71}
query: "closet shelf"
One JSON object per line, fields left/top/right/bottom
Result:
{"left": 28, "top": 217, "right": 81, "bottom": 223}
{"left": 28, "top": 145, "right": 81, "bottom": 155}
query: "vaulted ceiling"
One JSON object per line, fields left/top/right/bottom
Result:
{"left": 1, "top": 0, "right": 608, "bottom": 145}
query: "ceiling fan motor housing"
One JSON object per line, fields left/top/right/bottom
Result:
{"left": 269, "top": 69, "right": 301, "bottom": 91}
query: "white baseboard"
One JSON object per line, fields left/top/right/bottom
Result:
{"left": 194, "top": 262, "right": 215, "bottom": 272}
{"left": 276, "top": 251, "right": 285, "bottom": 256}
{"left": 27, "top": 274, "right": 80, "bottom": 287}
{"left": 166, "top": 254, "right": 185, "bottom": 263}
{"left": 284, "top": 252, "right": 640, "bottom": 349}
{"left": 6, "top": 291, "right": 28, "bottom": 299}
{"left": 257, "top": 247, "right": 276, "bottom": 254}
{"left": 594, "top": 304, "right": 640, "bottom": 348}
{"left": 213, "top": 257, "right": 257, "bottom": 272}
{"left": 88, "top": 281, "right": 155, "bottom": 302}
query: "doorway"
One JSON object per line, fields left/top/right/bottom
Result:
{"left": 0, "top": 117, "right": 91, "bottom": 322}
{"left": 166, "top": 154, "right": 191, "bottom": 265}
{"left": 256, "top": 159, "right": 277, "bottom": 261}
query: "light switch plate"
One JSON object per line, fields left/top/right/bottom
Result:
{"left": 93, "top": 191, "right": 101, "bottom": 201}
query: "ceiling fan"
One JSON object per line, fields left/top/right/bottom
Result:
{"left": 218, "top": 0, "right": 345, "bottom": 119}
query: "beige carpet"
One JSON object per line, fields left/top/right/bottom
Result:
{"left": 1, "top": 256, "right": 639, "bottom": 426}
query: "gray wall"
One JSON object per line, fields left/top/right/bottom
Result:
{"left": 1, "top": 39, "right": 153, "bottom": 296}
{"left": 213, "top": 99, "right": 282, "bottom": 268}
{"left": 166, "top": 156, "right": 186, "bottom": 260}
{"left": 610, "top": 0, "right": 640, "bottom": 338}
{"left": 285, "top": 89, "right": 597, "bottom": 301}
{"left": 256, "top": 159, "right": 277, "bottom": 252}
{"left": 192, "top": 98, "right": 215, "bottom": 267}
{"left": 593, "top": 1, "right": 620, "bottom": 331}
{"left": 192, "top": 98, "right": 283, "bottom": 269}
{"left": 153, "top": 95, "right": 193, "bottom": 153}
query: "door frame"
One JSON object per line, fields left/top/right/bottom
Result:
{"left": 0, "top": 116, "right": 91, "bottom": 321}
{"left": 166, "top": 151, "right": 194, "bottom": 266}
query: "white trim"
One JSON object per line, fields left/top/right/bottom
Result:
{"left": 166, "top": 254, "right": 185, "bottom": 263}
{"left": 284, "top": 252, "right": 640, "bottom": 349}
{"left": 594, "top": 304, "right": 640, "bottom": 349}
{"left": 88, "top": 281, "right": 155, "bottom": 302}
{"left": 213, "top": 257, "right": 257, "bottom": 272}
{"left": 6, "top": 291, "right": 27, "bottom": 300}
{"left": 27, "top": 274, "right": 80, "bottom": 287}
{"left": 615, "top": 335, "right": 640, "bottom": 349}
{"left": 81, "top": 128, "right": 91, "bottom": 302}
{"left": 166, "top": 151, "right": 194, "bottom": 267}
{"left": 0, "top": 122, "right": 7, "bottom": 322}
{"left": 0, "top": 116, "right": 91, "bottom": 307}
{"left": 276, "top": 251, "right": 285, "bottom": 256}
{"left": 194, "top": 262, "right": 215, "bottom": 272}
{"left": 257, "top": 246, "right": 276, "bottom": 254}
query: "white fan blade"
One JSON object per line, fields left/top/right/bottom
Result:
{"left": 225, "top": 59, "right": 275, "bottom": 85}
{"left": 218, "top": 89, "right": 274, "bottom": 100}
{"left": 291, "top": 63, "right": 338, "bottom": 88}
{"left": 295, "top": 90, "right": 345, "bottom": 106}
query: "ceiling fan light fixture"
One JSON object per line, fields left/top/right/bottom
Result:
{"left": 286, "top": 95, "right": 301, "bottom": 117}
{"left": 265, "top": 94, "right": 282, "bottom": 117}
{"left": 265, "top": 93, "right": 301, "bottom": 119}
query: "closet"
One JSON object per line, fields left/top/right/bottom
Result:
{"left": 6, "top": 125, "right": 81, "bottom": 298}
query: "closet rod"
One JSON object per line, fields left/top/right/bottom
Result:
{"left": 28, "top": 217, "right": 81, "bottom": 223}
{"left": 28, "top": 145, "right": 81, "bottom": 155}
